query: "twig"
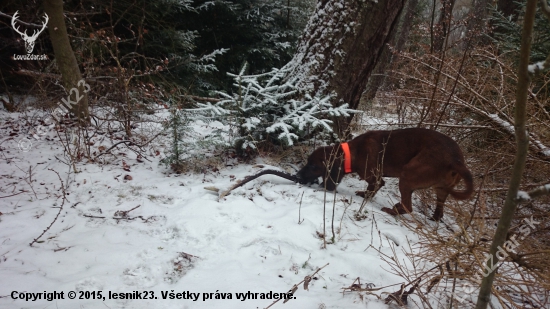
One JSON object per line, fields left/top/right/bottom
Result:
{"left": 94, "top": 140, "right": 138, "bottom": 158}
{"left": 0, "top": 11, "right": 45, "bottom": 27}
{"left": 298, "top": 191, "right": 304, "bottom": 224}
{"left": 342, "top": 278, "right": 403, "bottom": 293}
{"left": 93, "top": 131, "right": 163, "bottom": 160}
{"left": 264, "top": 263, "right": 329, "bottom": 309}
{"left": 83, "top": 214, "right": 106, "bottom": 219}
{"left": 0, "top": 191, "right": 27, "bottom": 199}
{"left": 29, "top": 169, "right": 67, "bottom": 247}
{"left": 114, "top": 205, "right": 141, "bottom": 218}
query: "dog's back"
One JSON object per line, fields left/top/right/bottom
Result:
{"left": 350, "top": 128, "right": 466, "bottom": 178}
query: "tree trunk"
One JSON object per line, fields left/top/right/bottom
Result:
{"left": 465, "top": 0, "right": 490, "bottom": 47}
{"left": 44, "top": 0, "right": 90, "bottom": 123}
{"left": 474, "top": 0, "right": 537, "bottom": 307}
{"left": 395, "top": 0, "right": 419, "bottom": 54}
{"left": 362, "top": 0, "right": 419, "bottom": 104}
{"left": 433, "top": 0, "right": 455, "bottom": 52}
{"left": 283, "top": 0, "right": 406, "bottom": 137}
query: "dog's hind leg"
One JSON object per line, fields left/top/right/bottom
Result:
{"left": 382, "top": 156, "right": 434, "bottom": 217}
{"left": 431, "top": 188, "right": 449, "bottom": 221}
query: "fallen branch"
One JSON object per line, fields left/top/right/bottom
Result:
{"left": 209, "top": 169, "right": 298, "bottom": 201}
{"left": 183, "top": 95, "right": 221, "bottom": 103}
{"left": 15, "top": 69, "right": 60, "bottom": 80}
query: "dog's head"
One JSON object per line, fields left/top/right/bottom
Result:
{"left": 296, "top": 145, "right": 342, "bottom": 188}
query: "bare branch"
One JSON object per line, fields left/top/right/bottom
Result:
{"left": 0, "top": 11, "right": 45, "bottom": 27}
{"left": 540, "top": 0, "right": 550, "bottom": 19}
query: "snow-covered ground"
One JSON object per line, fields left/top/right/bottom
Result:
{"left": 0, "top": 110, "right": 428, "bottom": 309}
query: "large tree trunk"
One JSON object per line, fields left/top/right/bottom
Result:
{"left": 362, "top": 0, "right": 419, "bottom": 104}
{"left": 44, "top": 0, "right": 90, "bottom": 123}
{"left": 465, "top": 0, "right": 490, "bottom": 47}
{"left": 283, "top": 0, "right": 406, "bottom": 136}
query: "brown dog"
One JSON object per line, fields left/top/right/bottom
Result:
{"left": 296, "top": 128, "right": 473, "bottom": 220}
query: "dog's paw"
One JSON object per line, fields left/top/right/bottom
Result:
{"left": 382, "top": 203, "right": 412, "bottom": 216}
{"left": 355, "top": 190, "right": 376, "bottom": 198}
{"left": 381, "top": 207, "right": 398, "bottom": 216}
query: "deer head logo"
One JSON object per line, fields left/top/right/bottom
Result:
{"left": 11, "top": 11, "right": 49, "bottom": 54}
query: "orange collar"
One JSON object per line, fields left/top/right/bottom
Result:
{"left": 341, "top": 142, "right": 352, "bottom": 173}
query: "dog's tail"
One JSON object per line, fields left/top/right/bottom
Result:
{"left": 448, "top": 163, "right": 474, "bottom": 200}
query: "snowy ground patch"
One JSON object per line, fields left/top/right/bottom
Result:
{"left": 0, "top": 111, "right": 428, "bottom": 309}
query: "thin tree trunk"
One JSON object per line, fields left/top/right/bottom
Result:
{"left": 44, "top": 0, "right": 90, "bottom": 123}
{"left": 433, "top": 0, "right": 455, "bottom": 52}
{"left": 395, "top": 0, "right": 419, "bottom": 54}
{"left": 474, "top": 0, "right": 537, "bottom": 307}
{"left": 283, "top": 0, "right": 406, "bottom": 137}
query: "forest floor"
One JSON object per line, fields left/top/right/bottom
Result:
{"left": 0, "top": 109, "right": 451, "bottom": 309}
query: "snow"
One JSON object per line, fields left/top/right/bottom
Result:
{"left": 0, "top": 110, "right": 430, "bottom": 309}
{"left": 532, "top": 138, "right": 550, "bottom": 157}
{"left": 516, "top": 191, "right": 531, "bottom": 201}
{"left": 487, "top": 113, "right": 515, "bottom": 135}
{"left": 527, "top": 61, "right": 545, "bottom": 74}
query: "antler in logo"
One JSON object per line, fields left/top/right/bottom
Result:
{"left": 11, "top": 11, "right": 49, "bottom": 54}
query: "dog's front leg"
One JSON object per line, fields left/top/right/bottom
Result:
{"left": 381, "top": 180, "right": 413, "bottom": 216}
{"left": 356, "top": 177, "right": 385, "bottom": 198}
{"left": 321, "top": 165, "right": 345, "bottom": 191}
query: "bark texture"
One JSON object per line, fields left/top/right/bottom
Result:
{"left": 44, "top": 0, "right": 89, "bottom": 123}
{"left": 283, "top": 0, "right": 406, "bottom": 136}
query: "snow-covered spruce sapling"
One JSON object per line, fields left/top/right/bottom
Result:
{"left": 162, "top": 99, "right": 227, "bottom": 173}
{"left": 161, "top": 106, "right": 189, "bottom": 173}
{"left": 196, "top": 62, "right": 356, "bottom": 154}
